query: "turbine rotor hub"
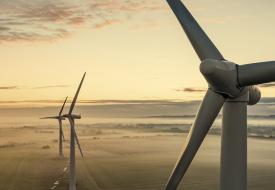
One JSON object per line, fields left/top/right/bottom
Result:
{"left": 200, "top": 59, "right": 242, "bottom": 98}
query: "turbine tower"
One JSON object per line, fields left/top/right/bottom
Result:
{"left": 165, "top": 1, "right": 275, "bottom": 190}
{"left": 41, "top": 97, "right": 68, "bottom": 157}
{"left": 63, "top": 73, "right": 86, "bottom": 190}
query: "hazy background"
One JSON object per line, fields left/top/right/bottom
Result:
{"left": 1, "top": 98, "right": 275, "bottom": 135}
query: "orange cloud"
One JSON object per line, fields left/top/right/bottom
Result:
{"left": 94, "top": 19, "right": 121, "bottom": 29}
{"left": 0, "top": 0, "right": 166, "bottom": 42}
{"left": 174, "top": 87, "right": 206, "bottom": 93}
{"left": 0, "top": 86, "right": 18, "bottom": 90}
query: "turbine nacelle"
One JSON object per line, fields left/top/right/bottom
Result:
{"left": 57, "top": 116, "right": 66, "bottom": 120}
{"left": 248, "top": 86, "right": 261, "bottom": 105}
{"left": 63, "top": 114, "right": 81, "bottom": 120}
{"left": 40, "top": 116, "right": 66, "bottom": 120}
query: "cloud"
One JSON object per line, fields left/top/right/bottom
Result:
{"left": 0, "top": 0, "right": 166, "bottom": 43}
{"left": 32, "top": 85, "right": 70, "bottom": 89}
{"left": 69, "top": 16, "right": 86, "bottom": 25}
{"left": 174, "top": 87, "right": 206, "bottom": 93}
{"left": 0, "top": 86, "right": 18, "bottom": 90}
{"left": 259, "top": 82, "right": 275, "bottom": 88}
{"left": 93, "top": 19, "right": 122, "bottom": 29}
{"left": 0, "top": 99, "right": 66, "bottom": 104}
{"left": 0, "top": 85, "right": 69, "bottom": 90}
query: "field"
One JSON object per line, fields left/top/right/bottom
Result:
{"left": 0, "top": 125, "right": 274, "bottom": 190}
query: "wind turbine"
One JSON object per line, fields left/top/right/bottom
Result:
{"left": 63, "top": 72, "right": 86, "bottom": 190}
{"left": 165, "top": 1, "right": 275, "bottom": 190}
{"left": 41, "top": 97, "right": 68, "bottom": 157}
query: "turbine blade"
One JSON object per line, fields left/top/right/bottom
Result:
{"left": 73, "top": 126, "right": 84, "bottom": 158}
{"left": 59, "top": 96, "right": 68, "bottom": 116}
{"left": 68, "top": 118, "right": 84, "bottom": 158}
{"left": 238, "top": 61, "right": 275, "bottom": 86}
{"left": 165, "top": 89, "right": 225, "bottom": 190}
{"left": 40, "top": 116, "right": 57, "bottom": 119}
{"left": 69, "top": 73, "right": 86, "bottom": 115}
{"left": 166, "top": 0, "right": 224, "bottom": 61}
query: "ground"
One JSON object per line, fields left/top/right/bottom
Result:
{"left": 0, "top": 125, "right": 274, "bottom": 190}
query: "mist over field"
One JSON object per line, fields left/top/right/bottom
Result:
{"left": 0, "top": 99, "right": 274, "bottom": 189}
{"left": 1, "top": 98, "right": 275, "bottom": 134}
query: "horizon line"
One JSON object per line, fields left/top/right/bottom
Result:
{"left": 0, "top": 97, "right": 274, "bottom": 105}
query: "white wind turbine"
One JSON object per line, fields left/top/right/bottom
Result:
{"left": 63, "top": 73, "right": 86, "bottom": 190}
{"left": 165, "top": 1, "right": 275, "bottom": 190}
{"left": 41, "top": 97, "right": 68, "bottom": 157}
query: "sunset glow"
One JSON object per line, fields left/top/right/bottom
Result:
{"left": 1, "top": 0, "right": 275, "bottom": 104}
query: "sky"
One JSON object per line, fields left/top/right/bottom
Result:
{"left": 1, "top": 0, "right": 275, "bottom": 105}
